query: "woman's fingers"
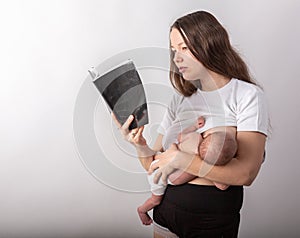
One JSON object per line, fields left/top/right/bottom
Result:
{"left": 112, "top": 113, "right": 135, "bottom": 142}
{"left": 122, "top": 115, "right": 134, "bottom": 130}
{"left": 112, "top": 113, "right": 147, "bottom": 146}
{"left": 148, "top": 159, "right": 159, "bottom": 174}
{"left": 131, "top": 126, "right": 142, "bottom": 139}
{"left": 160, "top": 168, "right": 169, "bottom": 185}
{"left": 111, "top": 113, "right": 134, "bottom": 132}
{"left": 153, "top": 169, "right": 162, "bottom": 184}
{"left": 112, "top": 113, "right": 134, "bottom": 139}
{"left": 153, "top": 165, "right": 176, "bottom": 185}
{"left": 136, "top": 126, "right": 144, "bottom": 137}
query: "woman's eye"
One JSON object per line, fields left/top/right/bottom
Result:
{"left": 182, "top": 46, "right": 188, "bottom": 51}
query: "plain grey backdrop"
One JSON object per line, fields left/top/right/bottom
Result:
{"left": 1, "top": 0, "right": 299, "bottom": 237}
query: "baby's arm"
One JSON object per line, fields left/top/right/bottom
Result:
{"left": 170, "top": 117, "right": 205, "bottom": 185}
{"left": 177, "top": 129, "right": 232, "bottom": 190}
{"left": 177, "top": 116, "right": 205, "bottom": 154}
{"left": 168, "top": 169, "right": 196, "bottom": 185}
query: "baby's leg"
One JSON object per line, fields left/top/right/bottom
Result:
{"left": 173, "top": 118, "right": 205, "bottom": 184}
{"left": 138, "top": 161, "right": 166, "bottom": 225}
{"left": 137, "top": 194, "right": 163, "bottom": 225}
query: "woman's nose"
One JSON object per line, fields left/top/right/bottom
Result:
{"left": 173, "top": 52, "right": 183, "bottom": 63}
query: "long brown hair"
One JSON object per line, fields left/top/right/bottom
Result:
{"left": 170, "top": 11, "right": 256, "bottom": 96}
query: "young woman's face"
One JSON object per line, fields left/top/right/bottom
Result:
{"left": 170, "top": 28, "right": 207, "bottom": 81}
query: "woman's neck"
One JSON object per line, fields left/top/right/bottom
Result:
{"left": 199, "top": 71, "right": 230, "bottom": 91}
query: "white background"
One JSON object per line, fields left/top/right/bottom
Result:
{"left": 1, "top": 0, "right": 299, "bottom": 237}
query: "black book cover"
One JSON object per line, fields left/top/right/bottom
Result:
{"left": 90, "top": 60, "right": 149, "bottom": 130}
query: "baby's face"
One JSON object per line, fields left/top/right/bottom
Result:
{"left": 199, "top": 134, "right": 212, "bottom": 159}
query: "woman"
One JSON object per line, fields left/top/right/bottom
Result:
{"left": 113, "top": 10, "right": 269, "bottom": 238}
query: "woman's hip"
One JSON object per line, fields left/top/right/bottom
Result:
{"left": 153, "top": 184, "right": 243, "bottom": 237}
{"left": 160, "top": 183, "right": 243, "bottom": 214}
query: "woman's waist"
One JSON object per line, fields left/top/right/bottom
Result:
{"left": 163, "top": 183, "right": 243, "bottom": 214}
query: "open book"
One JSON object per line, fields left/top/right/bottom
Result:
{"left": 90, "top": 59, "right": 149, "bottom": 130}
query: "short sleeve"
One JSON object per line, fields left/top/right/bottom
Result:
{"left": 157, "top": 93, "right": 179, "bottom": 135}
{"left": 236, "top": 86, "right": 269, "bottom": 136}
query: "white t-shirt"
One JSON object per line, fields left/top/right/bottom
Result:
{"left": 158, "top": 78, "right": 269, "bottom": 150}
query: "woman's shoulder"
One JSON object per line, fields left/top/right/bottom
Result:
{"left": 231, "top": 78, "right": 265, "bottom": 99}
{"left": 231, "top": 78, "right": 259, "bottom": 89}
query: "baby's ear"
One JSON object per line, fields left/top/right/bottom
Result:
{"left": 197, "top": 116, "right": 205, "bottom": 128}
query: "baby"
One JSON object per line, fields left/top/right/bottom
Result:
{"left": 137, "top": 117, "right": 237, "bottom": 225}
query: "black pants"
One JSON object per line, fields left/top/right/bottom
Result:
{"left": 153, "top": 184, "right": 243, "bottom": 238}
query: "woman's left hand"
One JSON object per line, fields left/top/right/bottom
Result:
{"left": 148, "top": 143, "right": 181, "bottom": 185}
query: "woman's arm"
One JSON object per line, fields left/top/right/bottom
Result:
{"left": 150, "top": 131, "right": 266, "bottom": 186}
{"left": 135, "top": 133, "right": 163, "bottom": 171}
{"left": 111, "top": 112, "right": 164, "bottom": 171}
{"left": 199, "top": 131, "right": 266, "bottom": 186}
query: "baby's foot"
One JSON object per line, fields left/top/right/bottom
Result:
{"left": 137, "top": 207, "right": 153, "bottom": 225}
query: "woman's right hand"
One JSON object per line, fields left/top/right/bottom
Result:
{"left": 111, "top": 112, "right": 147, "bottom": 146}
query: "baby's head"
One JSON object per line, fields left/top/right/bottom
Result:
{"left": 199, "top": 131, "right": 237, "bottom": 166}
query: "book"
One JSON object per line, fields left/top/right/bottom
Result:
{"left": 90, "top": 59, "right": 149, "bottom": 130}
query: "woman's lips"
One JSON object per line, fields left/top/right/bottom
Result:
{"left": 179, "top": 67, "right": 187, "bottom": 73}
